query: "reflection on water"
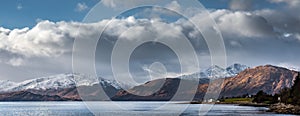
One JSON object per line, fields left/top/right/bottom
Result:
{"left": 0, "top": 102, "right": 93, "bottom": 116}
{"left": 0, "top": 102, "right": 293, "bottom": 116}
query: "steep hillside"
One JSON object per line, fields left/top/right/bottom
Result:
{"left": 113, "top": 65, "right": 298, "bottom": 100}
{"left": 220, "top": 65, "right": 298, "bottom": 97}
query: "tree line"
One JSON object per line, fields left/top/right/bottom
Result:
{"left": 253, "top": 72, "right": 300, "bottom": 105}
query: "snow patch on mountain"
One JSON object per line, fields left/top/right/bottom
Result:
{"left": 226, "top": 63, "right": 249, "bottom": 76}
{"left": 0, "top": 73, "right": 125, "bottom": 93}
{"left": 0, "top": 80, "right": 17, "bottom": 92}
{"left": 180, "top": 63, "right": 249, "bottom": 79}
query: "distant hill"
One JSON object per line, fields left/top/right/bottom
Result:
{"left": 0, "top": 73, "right": 123, "bottom": 101}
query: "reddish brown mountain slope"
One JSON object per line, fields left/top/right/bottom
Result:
{"left": 220, "top": 65, "right": 298, "bottom": 97}
{"left": 112, "top": 78, "right": 209, "bottom": 101}
{"left": 113, "top": 65, "right": 299, "bottom": 100}
{"left": 0, "top": 84, "right": 119, "bottom": 101}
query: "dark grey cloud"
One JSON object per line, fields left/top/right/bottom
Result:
{"left": 229, "top": 0, "right": 253, "bottom": 11}
{"left": 255, "top": 9, "right": 300, "bottom": 35}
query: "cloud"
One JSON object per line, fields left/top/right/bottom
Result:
{"left": 191, "top": 9, "right": 277, "bottom": 39}
{"left": 101, "top": 0, "right": 160, "bottom": 9}
{"left": 17, "top": 3, "right": 22, "bottom": 10}
{"left": 96, "top": 17, "right": 206, "bottom": 82}
{"left": 7, "top": 57, "right": 24, "bottom": 67}
{"left": 295, "top": 34, "right": 300, "bottom": 41}
{"left": 165, "top": 1, "right": 181, "bottom": 12}
{"left": 229, "top": 40, "right": 242, "bottom": 47}
{"left": 254, "top": 9, "right": 300, "bottom": 41}
{"left": 0, "top": 21, "right": 72, "bottom": 57}
{"left": 1, "top": 4, "right": 300, "bottom": 82}
{"left": 96, "top": 9, "right": 300, "bottom": 82}
{"left": 35, "top": 18, "right": 43, "bottom": 23}
{"left": 0, "top": 19, "right": 110, "bottom": 75}
{"left": 229, "top": 0, "right": 253, "bottom": 11}
{"left": 76, "top": 2, "right": 88, "bottom": 12}
{"left": 278, "top": 62, "right": 300, "bottom": 71}
{"left": 0, "top": 17, "right": 199, "bottom": 81}
{"left": 190, "top": 8, "right": 300, "bottom": 70}
{"left": 268, "top": 0, "right": 300, "bottom": 19}
{"left": 269, "top": 0, "right": 300, "bottom": 8}
{"left": 0, "top": 20, "right": 110, "bottom": 59}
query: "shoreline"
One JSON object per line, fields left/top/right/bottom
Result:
{"left": 268, "top": 103, "right": 300, "bottom": 115}
{"left": 188, "top": 101, "right": 269, "bottom": 107}
{"left": 187, "top": 101, "right": 300, "bottom": 115}
{"left": 1, "top": 100, "right": 299, "bottom": 114}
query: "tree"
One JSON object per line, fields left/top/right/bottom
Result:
{"left": 279, "top": 88, "right": 292, "bottom": 104}
{"left": 253, "top": 90, "right": 267, "bottom": 103}
{"left": 278, "top": 72, "right": 300, "bottom": 105}
{"left": 291, "top": 72, "right": 300, "bottom": 105}
{"left": 253, "top": 90, "right": 278, "bottom": 104}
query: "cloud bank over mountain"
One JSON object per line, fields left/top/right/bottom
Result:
{"left": 0, "top": 0, "right": 300, "bottom": 82}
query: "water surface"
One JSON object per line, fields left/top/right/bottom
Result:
{"left": 0, "top": 102, "right": 293, "bottom": 116}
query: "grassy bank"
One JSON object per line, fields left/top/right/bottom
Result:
{"left": 221, "top": 98, "right": 253, "bottom": 104}
{"left": 188, "top": 97, "right": 269, "bottom": 107}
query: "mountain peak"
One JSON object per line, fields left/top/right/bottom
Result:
{"left": 206, "top": 65, "right": 224, "bottom": 71}
{"left": 180, "top": 63, "right": 249, "bottom": 80}
{"left": 231, "top": 63, "right": 248, "bottom": 67}
{"left": 226, "top": 63, "right": 249, "bottom": 75}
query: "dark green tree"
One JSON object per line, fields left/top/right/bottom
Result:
{"left": 278, "top": 72, "right": 300, "bottom": 105}
{"left": 253, "top": 90, "right": 278, "bottom": 104}
{"left": 253, "top": 90, "right": 266, "bottom": 103}
{"left": 291, "top": 72, "right": 300, "bottom": 105}
{"left": 279, "top": 88, "right": 292, "bottom": 104}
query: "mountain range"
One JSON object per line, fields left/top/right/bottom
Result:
{"left": 0, "top": 64, "right": 298, "bottom": 101}
{"left": 113, "top": 65, "right": 299, "bottom": 101}
{"left": 0, "top": 73, "right": 124, "bottom": 101}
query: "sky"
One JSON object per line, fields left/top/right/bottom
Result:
{"left": 0, "top": 0, "right": 300, "bottom": 83}
{"left": 0, "top": 0, "right": 99, "bottom": 28}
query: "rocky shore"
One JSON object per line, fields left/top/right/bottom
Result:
{"left": 268, "top": 103, "right": 300, "bottom": 114}
{"left": 186, "top": 101, "right": 300, "bottom": 115}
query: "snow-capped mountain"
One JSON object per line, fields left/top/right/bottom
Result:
{"left": 226, "top": 63, "right": 249, "bottom": 76}
{"left": 204, "top": 65, "right": 231, "bottom": 78}
{"left": 114, "top": 65, "right": 299, "bottom": 101}
{"left": 0, "top": 64, "right": 249, "bottom": 93}
{"left": 0, "top": 73, "right": 125, "bottom": 93}
{"left": 180, "top": 63, "right": 249, "bottom": 79}
{"left": 0, "top": 80, "right": 16, "bottom": 92}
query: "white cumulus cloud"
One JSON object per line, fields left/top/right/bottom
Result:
{"left": 76, "top": 2, "right": 88, "bottom": 12}
{"left": 1, "top": 4, "right": 300, "bottom": 81}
